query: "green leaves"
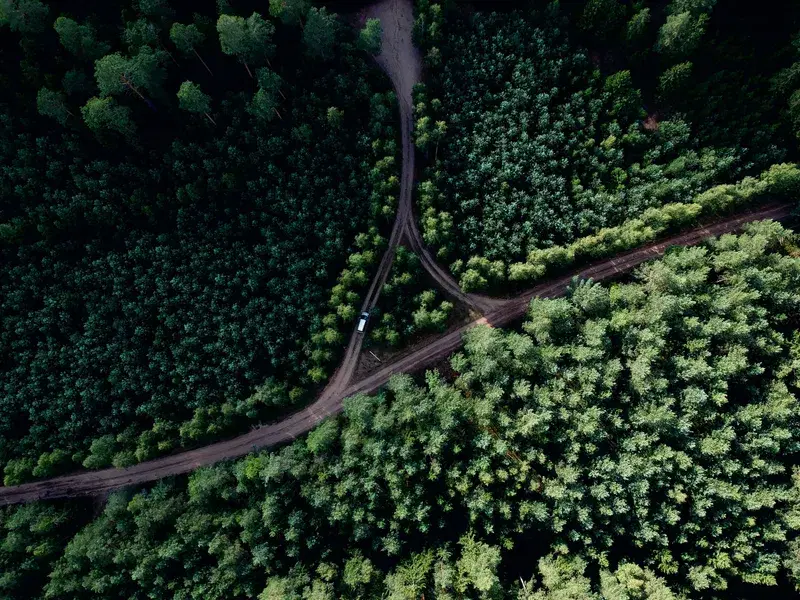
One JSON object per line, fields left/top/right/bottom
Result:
{"left": 53, "top": 16, "right": 109, "bottom": 60}
{"left": 303, "top": 7, "right": 337, "bottom": 60}
{"left": 36, "top": 87, "right": 72, "bottom": 125}
{"left": 81, "top": 96, "right": 136, "bottom": 138}
{"left": 176, "top": 81, "right": 214, "bottom": 124}
{"left": 358, "top": 18, "right": 382, "bottom": 55}
{"left": 94, "top": 48, "right": 165, "bottom": 100}
{"left": 217, "top": 12, "right": 274, "bottom": 76}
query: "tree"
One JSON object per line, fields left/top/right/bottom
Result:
{"left": 216, "top": 12, "right": 274, "bottom": 78}
{"left": 36, "top": 88, "right": 72, "bottom": 125}
{"left": 94, "top": 49, "right": 165, "bottom": 105}
{"left": 81, "top": 97, "right": 136, "bottom": 138}
{"left": 599, "top": 563, "right": 677, "bottom": 600}
{"left": 326, "top": 106, "right": 344, "bottom": 129}
{"left": 53, "top": 16, "right": 109, "bottom": 60}
{"left": 579, "top": 0, "right": 626, "bottom": 39}
{"left": 657, "top": 61, "right": 693, "bottom": 102}
{"left": 604, "top": 70, "right": 644, "bottom": 122}
{"left": 625, "top": 7, "right": 651, "bottom": 43}
{"left": 248, "top": 68, "right": 282, "bottom": 121}
{"left": 358, "top": 18, "right": 382, "bottom": 55}
{"left": 170, "top": 22, "right": 213, "bottom": 75}
{"left": 177, "top": 81, "right": 215, "bottom": 125}
{"left": 656, "top": 11, "right": 709, "bottom": 59}
{"left": 303, "top": 7, "right": 337, "bottom": 60}
{"left": 0, "top": 0, "right": 47, "bottom": 34}
{"left": 269, "top": 0, "right": 310, "bottom": 25}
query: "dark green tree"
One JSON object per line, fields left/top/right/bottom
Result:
{"left": 303, "top": 7, "right": 337, "bottom": 61}
{"left": 268, "top": 0, "right": 310, "bottom": 26}
{"left": 170, "top": 22, "right": 213, "bottom": 75}
{"left": 0, "top": 0, "right": 47, "bottom": 34}
{"left": 53, "top": 16, "right": 109, "bottom": 60}
{"left": 36, "top": 88, "right": 72, "bottom": 125}
{"left": 216, "top": 12, "right": 274, "bottom": 78}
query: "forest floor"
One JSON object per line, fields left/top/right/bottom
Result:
{"left": 0, "top": 0, "right": 795, "bottom": 505}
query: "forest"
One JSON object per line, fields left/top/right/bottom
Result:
{"left": 412, "top": 0, "right": 800, "bottom": 291}
{"left": 2, "top": 223, "right": 799, "bottom": 599}
{"left": 0, "top": 0, "right": 400, "bottom": 481}
{"left": 2, "top": 0, "right": 800, "bottom": 599}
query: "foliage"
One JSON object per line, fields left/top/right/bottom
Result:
{"left": 370, "top": 246, "right": 453, "bottom": 348}
{"left": 0, "top": 1, "right": 397, "bottom": 476}
{"left": 36, "top": 87, "right": 71, "bottom": 125}
{"left": 80, "top": 96, "right": 136, "bottom": 138}
{"left": 0, "top": 502, "right": 87, "bottom": 600}
{"left": 53, "top": 16, "right": 109, "bottom": 61}
{"left": 358, "top": 18, "right": 383, "bottom": 55}
{"left": 12, "top": 225, "right": 800, "bottom": 599}
{"left": 216, "top": 12, "right": 274, "bottom": 76}
{"left": 304, "top": 7, "right": 337, "bottom": 61}
{"left": 412, "top": 6, "right": 758, "bottom": 273}
{"left": 505, "top": 163, "right": 800, "bottom": 287}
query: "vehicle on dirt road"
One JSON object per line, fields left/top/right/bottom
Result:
{"left": 357, "top": 311, "right": 370, "bottom": 333}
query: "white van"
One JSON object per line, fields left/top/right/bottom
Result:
{"left": 357, "top": 311, "right": 370, "bottom": 333}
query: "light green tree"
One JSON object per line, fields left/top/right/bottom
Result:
{"left": 81, "top": 97, "right": 136, "bottom": 139}
{"left": 656, "top": 11, "right": 709, "bottom": 59}
{"left": 358, "top": 18, "right": 382, "bottom": 54}
{"left": 177, "top": 81, "right": 215, "bottom": 125}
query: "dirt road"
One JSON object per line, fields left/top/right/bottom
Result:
{"left": 0, "top": 202, "right": 792, "bottom": 506}
{"left": 0, "top": 0, "right": 794, "bottom": 506}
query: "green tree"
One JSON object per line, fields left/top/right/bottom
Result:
{"left": 170, "top": 22, "right": 213, "bottom": 75}
{"left": 36, "top": 88, "right": 72, "bottom": 125}
{"left": 625, "top": 7, "right": 651, "bottom": 43}
{"left": 656, "top": 11, "right": 709, "bottom": 59}
{"left": 358, "top": 18, "right": 382, "bottom": 55}
{"left": 579, "top": 0, "right": 626, "bottom": 39}
{"left": 81, "top": 97, "right": 136, "bottom": 139}
{"left": 216, "top": 12, "right": 274, "bottom": 78}
{"left": 303, "top": 7, "right": 337, "bottom": 60}
{"left": 248, "top": 68, "right": 283, "bottom": 121}
{"left": 0, "top": 0, "right": 47, "bottom": 33}
{"left": 657, "top": 61, "right": 693, "bottom": 102}
{"left": 177, "top": 81, "right": 215, "bottom": 125}
{"left": 94, "top": 49, "right": 165, "bottom": 104}
{"left": 604, "top": 70, "right": 644, "bottom": 122}
{"left": 269, "top": 0, "right": 310, "bottom": 26}
{"left": 53, "top": 16, "right": 109, "bottom": 60}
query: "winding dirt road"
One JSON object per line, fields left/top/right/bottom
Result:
{"left": 0, "top": 0, "right": 794, "bottom": 506}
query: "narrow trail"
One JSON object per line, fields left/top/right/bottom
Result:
{"left": 0, "top": 0, "right": 794, "bottom": 506}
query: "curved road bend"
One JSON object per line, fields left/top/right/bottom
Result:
{"left": 308, "top": 0, "right": 421, "bottom": 405}
{"left": 0, "top": 201, "right": 792, "bottom": 506}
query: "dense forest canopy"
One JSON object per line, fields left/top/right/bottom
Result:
{"left": 1, "top": 1, "right": 800, "bottom": 599}
{"left": 0, "top": 0, "right": 398, "bottom": 479}
{"left": 2, "top": 223, "right": 799, "bottom": 599}
{"left": 412, "top": 0, "right": 800, "bottom": 289}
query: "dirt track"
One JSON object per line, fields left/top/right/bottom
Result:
{"left": 0, "top": 0, "right": 794, "bottom": 506}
